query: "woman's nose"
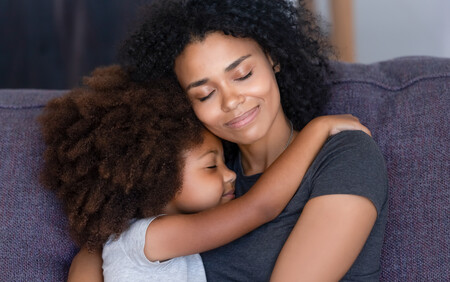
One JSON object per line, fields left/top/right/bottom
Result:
{"left": 221, "top": 87, "right": 245, "bottom": 112}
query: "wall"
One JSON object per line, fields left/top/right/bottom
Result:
{"left": 315, "top": 0, "right": 450, "bottom": 63}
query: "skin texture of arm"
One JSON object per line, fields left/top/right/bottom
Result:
{"left": 270, "top": 194, "right": 377, "bottom": 281}
{"left": 146, "top": 115, "right": 371, "bottom": 262}
{"left": 67, "top": 248, "right": 103, "bottom": 282}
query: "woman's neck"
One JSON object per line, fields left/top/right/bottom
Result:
{"left": 238, "top": 112, "right": 296, "bottom": 176}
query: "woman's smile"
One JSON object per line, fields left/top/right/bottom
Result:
{"left": 225, "top": 105, "right": 260, "bottom": 129}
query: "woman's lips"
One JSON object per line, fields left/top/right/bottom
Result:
{"left": 225, "top": 106, "right": 259, "bottom": 129}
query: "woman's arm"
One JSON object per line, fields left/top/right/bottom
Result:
{"left": 270, "top": 131, "right": 384, "bottom": 281}
{"left": 146, "top": 115, "right": 371, "bottom": 262}
{"left": 67, "top": 247, "right": 103, "bottom": 282}
{"left": 270, "top": 195, "right": 377, "bottom": 281}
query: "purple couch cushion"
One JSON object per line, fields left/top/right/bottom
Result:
{"left": 324, "top": 56, "right": 450, "bottom": 281}
{"left": 0, "top": 89, "right": 78, "bottom": 281}
{"left": 0, "top": 56, "right": 448, "bottom": 281}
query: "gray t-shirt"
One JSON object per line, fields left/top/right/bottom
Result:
{"left": 102, "top": 217, "right": 207, "bottom": 282}
{"left": 201, "top": 130, "right": 388, "bottom": 281}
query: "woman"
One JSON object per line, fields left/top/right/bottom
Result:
{"left": 70, "top": 0, "right": 388, "bottom": 281}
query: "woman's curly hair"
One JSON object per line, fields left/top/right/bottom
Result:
{"left": 39, "top": 65, "right": 204, "bottom": 251}
{"left": 120, "top": 0, "right": 333, "bottom": 132}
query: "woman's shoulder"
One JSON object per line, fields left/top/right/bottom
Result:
{"left": 313, "top": 130, "right": 387, "bottom": 183}
{"left": 307, "top": 130, "right": 388, "bottom": 215}
{"left": 325, "top": 130, "right": 379, "bottom": 153}
{"left": 319, "top": 130, "right": 386, "bottom": 168}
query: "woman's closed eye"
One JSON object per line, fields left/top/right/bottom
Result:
{"left": 235, "top": 70, "right": 253, "bottom": 81}
{"left": 206, "top": 165, "right": 217, "bottom": 169}
{"left": 199, "top": 90, "right": 215, "bottom": 102}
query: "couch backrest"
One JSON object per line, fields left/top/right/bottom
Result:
{"left": 0, "top": 56, "right": 448, "bottom": 281}
{"left": 0, "top": 89, "right": 77, "bottom": 281}
{"left": 324, "top": 56, "right": 449, "bottom": 281}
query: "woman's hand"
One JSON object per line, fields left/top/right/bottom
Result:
{"left": 313, "top": 114, "right": 372, "bottom": 137}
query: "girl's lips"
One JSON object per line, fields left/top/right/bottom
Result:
{"left": 225, "top": 106, "right": 259, "bottom": 129}
{"left": 222, "top": 190, "right": 236, "bottom": 199}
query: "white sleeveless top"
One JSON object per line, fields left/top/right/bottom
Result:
{"left": 102, "top": 217, "right": 207, "bottom": 282}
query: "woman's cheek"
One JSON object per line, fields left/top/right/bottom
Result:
{"left": 194, "top": 102, "right": 220, "bottom": 125}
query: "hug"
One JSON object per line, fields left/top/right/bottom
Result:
{"left": 0, "top": 0, "right": 448, "bottom": 281}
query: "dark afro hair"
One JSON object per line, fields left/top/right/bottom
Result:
{"left": 39, "top": 65, "right": 204, "bottom": 251}
{"left": 120, "top": 0, "right": 334, "bottom": 132}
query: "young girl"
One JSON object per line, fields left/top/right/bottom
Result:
{"left": 40, "top": 65, "right": 370, "bottom": 281}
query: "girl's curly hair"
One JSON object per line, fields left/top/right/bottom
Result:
{"left": 39, "top": 65, "right": 204, "bottom": 251}
{"left": 120, "top": 0, "right": 333, "bottom": 132}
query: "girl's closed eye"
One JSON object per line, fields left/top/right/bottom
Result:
{"left": 206, "top": 164, "right": 217, "bottom": 169}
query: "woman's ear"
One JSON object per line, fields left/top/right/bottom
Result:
{"left": 272, "top": 63, "right": 281, "bottom": 73}
{"left": 266, "top": 53, "right": 281, "bottom": 73}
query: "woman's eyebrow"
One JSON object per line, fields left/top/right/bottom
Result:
{"left": 225, "top": 54, "right": 251, "bottom": 72}
{"left": 186, "top": 78, "right": 209, "bottom": 91}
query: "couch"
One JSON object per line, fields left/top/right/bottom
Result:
{"left": 1, "top": 56, "right": 449, "bottom": 281}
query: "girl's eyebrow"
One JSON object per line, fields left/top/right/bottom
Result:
{"left": 197, "top": 150, "right": 219, "bottom": 160}
{"left": 185, "top": 54, "right": 252, "bottom": 91}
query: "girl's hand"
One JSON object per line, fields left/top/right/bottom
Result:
{"left": 314, "top": 114, "right": 372, "bottom": 137}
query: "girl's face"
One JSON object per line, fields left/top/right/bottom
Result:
{"left": 174, "top": 32, "right": 283, "bottom": 145}
{"left": 167, "top": 130, "right": 236, "bottom": 214}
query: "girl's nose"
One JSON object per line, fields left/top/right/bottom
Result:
{"left": 223, "top": 166, "right": 237, "bottom": 184}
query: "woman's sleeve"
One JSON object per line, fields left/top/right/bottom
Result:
{"left": 309, "top": 130, "right": 388, "bottom": 216}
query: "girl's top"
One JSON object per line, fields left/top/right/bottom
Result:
{"left": 102, "top": 217, "right": 207, "bottom": 282}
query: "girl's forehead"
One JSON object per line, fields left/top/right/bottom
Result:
{"left": 183, "top": 130, "right": 223, "bottom": 160}
{"left": 199, "top": 130, "right": 222, "bottom": 151}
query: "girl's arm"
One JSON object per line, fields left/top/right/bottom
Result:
{"left": 146, "top": 115, "right": 371, "bottom": 262}
{"left": 67, "top": 247, "right": 103, "bottom": 282}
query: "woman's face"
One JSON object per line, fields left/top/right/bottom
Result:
{"left": 174, "top": 32, "right": 283, "bottom": 145}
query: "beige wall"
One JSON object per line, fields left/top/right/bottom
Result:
{"left": 314, "top": 0, "right": 450, "bottom": 63}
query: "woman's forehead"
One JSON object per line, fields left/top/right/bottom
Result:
{"left": 174, "top": 33, "right": 264, "bottom": 78}
{"left": 180, "top": 33, "right": 262, "bottom": 60}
